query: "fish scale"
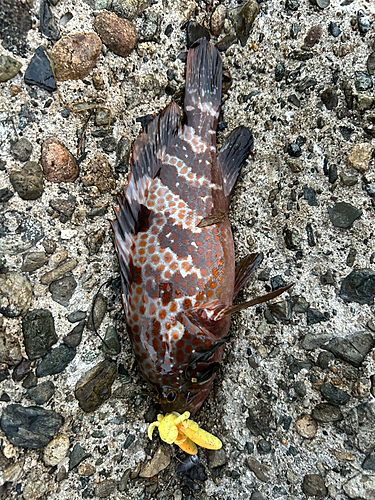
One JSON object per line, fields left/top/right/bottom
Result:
{"left": 112, "top": 39, "right": 291, "bottom": 415}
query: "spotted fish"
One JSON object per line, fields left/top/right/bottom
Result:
{"left": 112, "top": 39, "right": 291, "bottom": 415}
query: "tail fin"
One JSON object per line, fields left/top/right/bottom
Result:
{"left": 184, "top": 38, "right": 222, "bottom": 137}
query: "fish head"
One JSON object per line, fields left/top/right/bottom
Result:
{"left": 159, "top": 385, "right": 212, "bottom": 415}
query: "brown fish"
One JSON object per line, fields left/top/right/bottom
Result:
{"left": 112, "top": 39, "right": 291, "bottom": 416}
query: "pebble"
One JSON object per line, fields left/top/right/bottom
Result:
{"left": 328, "top": 22, "right": 341, "bottom": 37}
{"left": 87, "top": 293, "right": 107, "bottom": 331}
{"left": 40, "top": 137, "right": 79, "bottom": 183}
{"left": 320, "top": 382, "right": 350, "bottom": 405}
{"left": 24, "top": 46, "right": 56, "bottom": 92}
{"left": 321, "top": 87, "right": 338, "bottom": 109}
{"left": 354, "top": 72, "right": 373, "bottom": 92}
{"left": 0, "top": 272, "right": 32, "bottom": 318}
{"left": 304, "top": 25, "right": 322, "bottom": 47}
{"left": 94, "top": 11, "right": 137, "bottom": 58}
{"left": 140, "top": 446, "right": 171, "bottom": 477}
{"left": 312, "top": 403, "right": 343, "bottom": 423}
{"left": 63, "top": 319, "right": 85, "bottom": 348}
{"left": 246, "top": 457, "right": 269, "bottom": 482}
{"left": 40, "top": 259, "right": 78, "bottom": 286}
{"left": 302, "top": 474, "right": 327, "bottom": 497}
{"left": 43, "top": 434, "right": 70, "bottom": 467}
{"left": 342, "top": 403, "right": 375, "bottom": 453}
{"left": 50, "top": 33, "right": 102, "bottom": 81}
{"left": 36, "top": 344, "right": 76, "bottom": 377}
{"left": 27, "top": 380, "right": 55, "bottom": 404}
{"left": 294, "top": 381, "right": 307, "bottom": 397}
{"left": 0, "top": 323, "right": 22, "bottom": 366}
{"left": 283, "top": 228, "right": 301, "bottom": 250}
{"left": 85, "top": 229, "right": 106, "bottom": 255}
{"left": 0, "top": 404, "right": 63, "bottom": 449}
{"left": 50, "top": 195, "right": 77, "bottom": 222}
{"left": 22, "top": 252, "right": 49, "bottom": 273}
{"left": 95, "top": 479, "right": 117, "bottom": 498}
{"left": 49, "top": 275, "right": 77, "bottom": 307}
{"left": 103, "top": 325, "right": 121, "bottom": 356}
{"left": 287, "top": 142, "right": 302, "bottom": 157}
{"left": 0, "top": 55, "right": 21, "bottom": 82}
{"left": 74, "top": 359, "right": 117, "bottom": 412}
{"left": 9, "top": 161, "right": 44, "bottom": 200}
{"left": 316, "top": 350, "right": 335, "bottom": 369}
{"left": 207, "top": 448, "right": 226, "bottom": 468}
{"left": 228, "top": 0, "right": 259, "bottom": 47}
{"left": 12, "top": 358, "right": 31, "bottom": 382}
{"left": 328, "top": 201, "right": 362, "bottom": 229}
{"left": 357, "top": 10, "right": 371, "bottom": 35}
{"left": 257, "top": 439, "right": 271, "bottom": 454}
{"left": 39, "top": 0, "right": 60, "bottom": 40}
{"left": 69, "top": 443, "right": 90, "bottom": 470}
{"left": 93, "top": 0, "right": 152, "bottom": 20}
{"left": 362, "top": 450, "right": 375, "bottom": 471}
{"left": 285, "top": 0, "right": 299, "bottom": 11}
{"left": 67, "top": 310, "right": 86, "bottom": 323}
{"left": 22, "top": 309, "right": 57, "bottom": 360}
{"left": 367, "top": 52, "right": 375, "bottom": 76}
{"left": 295, "top": 414, "right": 317, "bottom": 438}
{"left": 210, "top": 5, "right": 226, "bottom": 36}
{"left": 340, "top": 172, "right": 358, "bottom": 186}
{"left": 250, "top": 493, "right": 265, "bottom": 500}
{"left": 348, "top": 144, "right": 373, "bottom": 172}
{"left": 246, "top": 400, "right": 272, "bottom": 437}
{"left": 325, "top": 333, "right": 374, "bottom": 367}
{"left": 268, "top": 299, "right": 291, "bottom": 321}
{"left": 10, "top": 137, "right": 32, "bottom": 162}
{"left": 81, "top": 153, "right": 115, "bottom": 193}
{"left": 343, "top": 474, "right": 375, "bottom": 500}
{"left": 78, "top": 463, "right": 96, "bottom": 476}
{"left": 275, "top": 63, "right": 285, "bottom": 82}
{"left": 340, "top": 269, "right": 375, "bottom": 305}
{"left": 186, "top": 23, "right": 210, "bottom": 49}
{"left": 307, "top": 308, "right": 327, "bottom": 325}
{"left": 0, "top": 188, "right": 13, "bottom": 202}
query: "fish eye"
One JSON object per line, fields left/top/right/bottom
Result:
{"left": 166, "top": 390, "right": 177, "bottom": 403}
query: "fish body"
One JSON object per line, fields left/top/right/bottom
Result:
{"left": 112, "top": 39, "right": 285, "bottom": 415}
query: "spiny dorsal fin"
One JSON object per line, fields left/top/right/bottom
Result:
{"left": 218, "top": 126, "right": 254, "bottom": 197}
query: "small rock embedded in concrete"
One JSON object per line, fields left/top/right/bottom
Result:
{"left": 0, "top": 322, "right": 22, "bottom": 366}
{"left": 275, "top": 63, "right": 285, "bottom": 82}
{"left": 362, "top": 450, "right": 375, "bottom": 471}
{"left": 24, "top": 46, "right": 56, "bottom": 92}
{"left": 87, "top": 293, "right": 107, "bottom": 331}
{"left": 302, "top": 474, "right": 327, "bottom": 497}
{"left": 22, "top": 252, "right": 49, "bottom": 273}
{"left": 257, "top": 438, "right": 271, "bottom": 454}
{"left": 39, "top": 0, "right": 60, "bottom": 40}
{"left": 367, "top": 52, "right": 375, "bottom": 76}
{"left": 36, "top": 344, "right": 76, "bottom": 377}
{"left": 85, "top": 229, "right": 106, "bottom": 255}
{"left": 9, "top": 161, "right": 44, "bottom": 200}
{"left": 49, "top": 275, "right": 77, "bottom": 307}
{"left": 1, "top": 404, "right": 63, "bottom": 449}
{"left": 268, "top": 299, "right": 291, "bottom": 321}
{"left": 342, "top": 403, "right": 375, "bottom": 453}
{"left": 340, "top": 172, "right": 358, "bottom": 186}
{"left": 307, "top": 308, "right": 327, "bottom": 325}
{"left": 295, "top": 414, "right": 317, "bottom": 438}
{"left": 22, "top": 309, "right": 57, "bottom": 360}
{"left": 320, "top": 382, "right": 350, "bottom": 405}
{"left": 10, "top": 137, "right": 33, "bottom": 162}
{"left": 140, "top": 445, "right": 171, "bottom": 477}
{"left": 285, "top": 0, "right": 299, "bottom": 11}
{"left": 207, "top": 448, "right": 226, "bottom": 468}
{"left": 12, "top": 358, "right": 31, "bottom": 382}
{"left": 69, "top": 443, "right": 90, "bottom": 470}
{"left": 27, "top": 380, "right": 55, "bottom": 404}
{"left": 343, "top": 474, "right": 375, "bottom": 500}
{"left": 328, "top": 22, "right": 341, "bottom": 37}
{"left": 63, "top": 319, "right": 85, "bottom": 348}
{"left": 50, "top": 195, "right": 77, "bottom": 222}
{"left": 312, "top": 403, "right": 343, "bottom": 423}
{"left": 303, "top": 25, "right": 322, "bottom": 47}
{"left": 246, "top": 457, "right": 269, "bottom": 482}
{"left": 348, "top": 144, "right": 373, "bottom": 173}
{"left": 103, "top": 325, "right": 121, "bottom": 356}
{"left": 78, "top": 463, "right": 96, "bottom": 476}
{"left": 287, "top": 142, "right": 302, "bottom": 157}
{"left": 0, "top": 55, "right": 22, "bottom": 82}
{"left": 357, "top": 10, "right": 371, "bottom": 35}
{"left": 40, "top": 259, "right": 78, "bottom": 286}
{"left": 50, "top": 33, "right": 102, "bottom": 81}
{"left": 321, "top": 87, "right": 338, "bottom": 109}
{"left": 354, "top": 71, "right": 373, "bottom": 92}
{"left": 40, "top": 137, "right": 79, "bottom": 183}
{"left": 74, "top": 359, "right": 117, "bottom": 412}
{"left": 250, "top": 492, "right": 265, "bottom": 500}
{"left": 246, "top": 400, "right": 272, "bottom": 437}
{"left": 294, "top": 381, "right": 307, "bottom": 397}
{"left": 0, "top": 272, "right": 32, "bottom": 318}
{"left": 81, "top": 153, "right": 115, "bottom": 193}
{"left": 328, "top": 202, "right": 362, "bottom": 229}
{"left": 283, "top": 227, "right": 301, "bottom": 250}
{"left": 43, "top": 434, "right": 70, "bottom": 467}
{"left": 67, "top": 310, "right": 86, "bottom": 323}
{"left": 340, "top": 269, "right": 375, "bottom": 305}
{"left": 210, "top": 4, "right": 226, "bottom": 36}
{"left": 325, "top": 333, "right": 375, "bottom": 367}
{"left": 95, "top": 479, "right": 117, "bottom": 498}
{"left": 228, "top": 1, "right": 259, "bottom": 47}
{"left": 94, "top": 11, "right": 137, "bottom": 58}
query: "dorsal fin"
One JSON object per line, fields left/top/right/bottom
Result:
{"left": 112, "top": 102, "right": 181, "bottom": 303}
{"left": 218, "top": 126, "right": 254, "bottom": 197}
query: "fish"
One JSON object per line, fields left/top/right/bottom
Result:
{"left": 112, "top": 38, "right": 291, "bottom": 417}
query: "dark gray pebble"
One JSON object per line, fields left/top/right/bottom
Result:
{"left": 312, "top": 403, "right": 343, "bottom": 422}
{"left": 22, "top": 252, "right": 49, "bottom": 273}
{"left": 256, "top": 439, "right": 271, "bottom": 454}
{"left": 285, "top": 0, "right": 299, "bottom": 11}
{"left": 287, "top": 142, "right": 302, "bottom": 157}
{"left": 0, "top": 188, "right": 13, "bottom": 203}
{"left": 63, "top": 319, "right": 85, "bottom": 348}
{"left": 340, "top": 269, "right": 375, "bottom": 305}
{"left": 39, "top": 0, "right": 60, "bottom": 40}
{"left": 95, "top": 479, "right": 117, "bottom": 498}
{"left": 321, "top": 87, "right": 338, "bottom": 110}
{"left": 320, "top": 382, "right": 350, "bottom": 405}
{"left": 341, "top": 402, "right": 375, "bottom": 453}
{"left": 275, "top": 63, "right": 285, "bottom": 82}
{"left": 228, "top": 1, "right": 259, "bottom": 47}
{"left": 27, "top": 380, "right": 55, "bottom": 405}
{"left": 22, "top": 309, "right": 57, "bottom": 360}
{"left": 177, "top": 455, "right": 199, "bottom": 473}
{"left": 215, "top": 34, "right": 237, "bottom": 53}
{"left": 49, "top": 195, "right": 77, "bottom": 221}
{"left": 24, "top": 46, "right": 56, "bottom": 93}
{"left": 10, "top": 138, "right": 33, "bottom": 162}
{"left": 85, "top": 229, "right": 106, "bottom": 255}
{"left": 362, "top": 450, "right": 375, "bottom": 471}
{"left": 123, "top": 434, "right": 135, "bottom": 450}
{"left": 22, "top": 372, "right": 38, "bottom": 389}
{"left": 187, "top": 22, "right": 210, "bottom": 48}
{"left": 69, "top": 442, "right": 90, "bottom": 470}
{"left": 49, "top": 275, "right": 77, "bottom": 307}
{"left": 290, "top": 23, "right": 299, "bottom": 39}
{"left": 328, "top": 22, "right": 341, "bottom": 37}
{"left": 302, "top": 474, "right": 327, "bottom": 497}
{"left": 12, "top": 358, "right": 31, "bottom": 381}
{"left": 284, "top": 228, "right": 301, "bottom": 250}
{"left": 324, "top": 332, "right": 375, "bottom": 367}
{"left": 292, "top": 295, "right": 310, "bottom": 313}
{"left": 294, "top": 381, "right": 307, "bottom": 397}
{"left": 357, "top": 9, "right": 370, "bottom": 35}
{"left": 354, "top": 71, "right": 373, "bottom": 92}
{"left": 36, "top": 344, "right": 76, "bottom": 377}
{"left": 303, "top": 186, "right": 318, "bottom": 206}
{"left": 316, "top": 351, "right": 335, "bottom": 369}
{"left": 74, "top": 360, "right": 117, "bottom": 412}
{"left": 0, "top": 55, "right": 22, "bottom": 82}
{"left": 207, "top": 448, "right": 226, "bottom": 468}
{"left": 268, "top": 299, "right": 291, "bottom": 321}
{"left": 307, "top": 308, "right": 327, "bottom": 325}
{"left": 67, "top": 310, "right": 86, "bottom": 323}
{"left": 250, "top": 492, "right": 265, "bottom": 500}
{"left": 87, "top": 293, "right": 107, "bottom": 331}
{"left": 103, "top": 325, "right": 121, "bottom": 356}
{"left": 182, "top": 475, "right": 200, "bottom": 491}
{"left": 367, "top": 52, "right": 375, "bottom": 76}
{"left": 1, "top": 404, "right": 63, "bottom": 449}
{"left": 328, "top": 202, "right": 362, "bottom": 229}
{"left": 9, "top": 161, "right": 44, "bottom": 200}
{"left": 246, "top": 400, "right": 271, "bottom": 437}
{"left": 365, "top": 184, "right": 375, "bottom": 197}
{"left": 339, "top": 126, "right": 354, "bottom": 141}
{"left": 289, "top": 49, "right": 314, "bottom": 61}
{"left": 187, "top": 463, "right": 207, "bottom": 482}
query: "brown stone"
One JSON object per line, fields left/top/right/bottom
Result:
{"left": 50, "top": 33, "right": 102, "bottom": 81}
{"left": 94, "top": 11, "right": 137, "bottom": 58}
{"left": 81, "top": 152, "right": 115, "bottom": 193}
{"left": 303, "top": 25, "right": 323, "bottom": 48}
{"left": 348, "top": 143, "right": 373, "bottom": 173}
{"left": 41, "top": 137, "right": 79, "bottom": 183}
{"left": 295, "top": 414, "right": 318, "bottom": 438}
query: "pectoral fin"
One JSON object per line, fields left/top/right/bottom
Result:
{"left": 233, "top": 252, "right": 264, "bottom": 298}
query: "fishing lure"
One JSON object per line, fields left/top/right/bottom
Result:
{"left": 112, "top": 38, "right": 291, "bottom": 454}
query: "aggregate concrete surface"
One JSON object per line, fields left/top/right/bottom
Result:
{"left": 0, "top": 0, "right": 375, "bottom": 499}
